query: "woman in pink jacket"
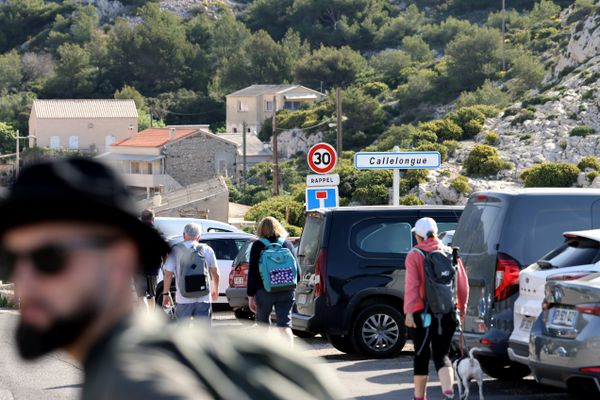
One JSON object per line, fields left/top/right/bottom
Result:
{"left": 404, "top": 217, "right": 469, "bottom": 400}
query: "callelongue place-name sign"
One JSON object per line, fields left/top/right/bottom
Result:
{"left": 354, "top": 151, "right": 441, "bottom": 169}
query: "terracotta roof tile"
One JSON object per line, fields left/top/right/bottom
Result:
{"left": 112, "top": 128, "right": 197, "bottom": 148}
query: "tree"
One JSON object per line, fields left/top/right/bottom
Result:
{"left": 245, "top": 0, "right": 293, "bottom": 41}
{"left": 457, "top": 80, "right": 511, "bottom": 108}
{"left": 401, "top": 36, "right": 433, "bottom": 63}
{"left": 370, "top": 50, "right": 412, "bottom": 87}
{"left": 0, "top": 121, "right": 16, "bottom": 155}
{"left": 44, "top": 43, "right": 98, "bottom": 98}
{"left": 445, "top": 27, "right": 502, "bottom": 92}
{"left": 421, "top": 17, "right": 473, "bottom": 50}
{"left": 0, "top": 50, "right": 22, "bottom": 92}
{"left": 294, "top": 45, "right": 367, "bottom": 90}
{"left": 508, "top": 52, "right": 546, "bottom": 94}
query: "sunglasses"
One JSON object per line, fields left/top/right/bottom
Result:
{"left": 0, "top": 236, "right": 123, "bottom": 279}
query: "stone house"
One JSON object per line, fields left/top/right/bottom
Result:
{"left": 226, "top": 84, "right": 324, "bottom": 135}
{"left": 29, "top": 99, "right": 138, "bottom": 153}
{"left": 100, "top": 126, "right": 238, "bottom": 196}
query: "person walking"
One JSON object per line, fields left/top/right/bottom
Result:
{"left": 162, "top": 223, "right": 219, "bottom": 320}
{"left": 0, "top": 157, "right": 344, "bottom": 399}
{"left": 404, "top": 217, "right": 469, "bottom": 400}
{"left": 247, "top": 217, "right": 298, "bottom": 340}
{"left": 134, "top": 208, "right": 159, "bottom": 312}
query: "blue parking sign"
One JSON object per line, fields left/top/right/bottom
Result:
{"left": 306, "top": 187, "right": 339, "bottom": 210}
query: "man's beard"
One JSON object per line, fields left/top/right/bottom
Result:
{"left": 16, "top": 301, "right": 99, "bottom": 360}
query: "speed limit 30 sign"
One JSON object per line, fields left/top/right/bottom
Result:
{"left": 307, "top": 143, "right": 337, "bottom": 174}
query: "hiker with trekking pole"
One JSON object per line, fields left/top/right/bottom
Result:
{"left": 404, "top": 217, "right": 470, "bottom": 400}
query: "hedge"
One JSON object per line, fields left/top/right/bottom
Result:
{"left": 464, "top": 144, "right": 512, "bottom": 176}
{"left": 521, "top": 162, "right": 580, "bottom": 188}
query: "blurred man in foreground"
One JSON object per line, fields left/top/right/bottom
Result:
{"left": 0, "top": 158, "right": 343, "bottom": 400}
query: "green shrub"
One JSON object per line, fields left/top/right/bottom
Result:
{"left": 583, "top": 71, "right": 600, "bottom": 85}
{"left": 521, "top": 162, "right": 580, "bottom": 187}
{"left": 583, "top": 89, "right": 595, "bottom": 100}
{"left": 415, "top": 143, "right": 448, "bottom": 162}
{"left": 449, "top": 106, "right": 487, "bottom": 139}
{"left": 520, "top": 133, "right": 532, "bottom": 141}
{"left": 579, "top": 104, "right": 587, "bottom": 112}
{"left": 400, "top": 193, "right": 424, "bottom": 206}
{"left": 560, "top": 140, "right": 568, "bottom": 150}
{"left": 404, "top": 169, "right": 429, "bottom": 187}
{"left": 578, "top": 155, "right": 600, "bottom": 171}
{"left": 450, "top": 175, "right": 471, "bottom": 195}
{"left": 569, "top": 112, "right": 578, "bottom": 120}
{"left": 588, "top": 170, "right": 600, "bottom": 183}
{"left": 521, "top": 95, "right": 556, "bottom": 108}
{"left": 442, "top": 140, "right": 460, "bottom": 157}
{"left": 419, "top": 119, "right": 463, "bottom": 142}
{"left": 484, "top": 131, "right": 500, "bottom": 145}
{"left": 464, "top": 144, "right": 512, "bottom": 176}
{"left": 503, "top": 108, "right": 519, "bottom": 116}
{"left": 570, "top": 125, "right": 595, "bottom": 137}
{"left": 511, "top": 109, "right": 535, "bottom": 125}
{"left": 245, "top": 195, "right": 305, "bottom": 227}
{"left": 353, "top": 185, "right": 389, "bottom": 205}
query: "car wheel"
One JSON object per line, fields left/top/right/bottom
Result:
{"left": 478, "top": 356, "right": 530, "bottom": 380}
{"left": 327, "top": 334, "right": 356, "bottom": 354}
{"left": 234, "top": 309, "right": 255, "bottom": 320}
{"left": 351, "top": 304, "right": 406, "bottom": 359}
{"left": 292, "top": 329, "right": 316, "bottom": 339}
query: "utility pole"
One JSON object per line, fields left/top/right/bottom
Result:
{"left": 336, "top": 88, "right": 342, "bottom": 156}
{"left": 15, "top": 131, "right": 35, "bottom": 176}
{"left": 272, "top": 96, "right": 279, "bottom": 195}
{"left": 501, "top": 0, "right": 506, "bottom": 71}
{"left": 242, "top": 121, "right": 247, "bottom": 191}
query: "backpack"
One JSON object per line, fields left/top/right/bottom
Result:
{"left": 258, "top": 238, "right": 298, "bottom": 293}
{"left": 176, "top": 243, "right": 210, "bottom": 298}
{"left": 413, "top": 246, "right": 460, "bottom": 334}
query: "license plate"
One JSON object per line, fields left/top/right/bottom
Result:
{"left": 234, "top": 277, "right": 244, "bottom": 285}
{"left": 297, "top": 294, "right": 308, "bottom": 305}
{"left": 520, "top": 317, "right": 533, "bottom": 332}
{"left": 552, "top": 308, "right": 578, "bottom": 327}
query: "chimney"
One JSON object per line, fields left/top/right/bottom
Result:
{"left": 169, "top": 127, "right": 176, "bottom": 140}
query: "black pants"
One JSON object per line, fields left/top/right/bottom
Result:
{"left": 410, "top": 310, "right": 457, "bottom": 375}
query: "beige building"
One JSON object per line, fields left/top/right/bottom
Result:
{"left": 29, "top": 99, "right": 138, "bottom": 153}
{"left": 100, "top": 126, "right": 238, "bottom": 196}
{"left": 226, "top": 85, "right": 324, "bottom": 134}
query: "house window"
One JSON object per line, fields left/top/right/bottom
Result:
{"left": 131, "top": 162, "right": 140, "bottom": 174}
{"left": 284, "top": 101, "right": 302, "bottom": 110}
{"left": 147, "top": 162, "right": 153, "bottom": 175}
{"left": 68, "top": 136, "right": 79, "bottom": 150}
{"left": 233, "top": 127, "right": 237, "bottom": 133}
{"left": 237, "top": 100, "right": 248, "bottom": 112}
{"left": 265, "top": 100, "right": 273, "bottom": 111}
{"left": 50, "top": 136, "right": 60, "bottom": 149}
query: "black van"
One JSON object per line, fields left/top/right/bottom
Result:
{"left": 292, "top": 205, "right": 462, "bottom": 358}
{"left": 452, "top": 189, "right": 600, "bottom": 380}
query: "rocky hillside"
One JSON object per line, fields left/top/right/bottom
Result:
{"left": 419, "top": 5, "right": 600, "bottom": 205}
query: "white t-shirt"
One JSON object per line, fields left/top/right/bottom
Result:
{"left": 164, "top": 240, "right": 218, "bottom": 305}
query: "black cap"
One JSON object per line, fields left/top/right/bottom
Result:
{"left": 0, "top": 157, "right": 169, "bottom": 275}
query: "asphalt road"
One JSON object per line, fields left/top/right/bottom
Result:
{"left": 0, "top": 309, "right": 572, "bottom": 400}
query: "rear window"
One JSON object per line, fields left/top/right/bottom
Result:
{"left": 352, "top": 220, "right": 413, "bottom": 255}
{"left": 453, "top": 198, "right": 505, "bottom": 254}
{"left": 201, "top": 239, "right": 248, "bottom": 261}
{"left": 233, "top": 240, "right": 254, "bottom": 264}
{"left": 298, "top": 215, "right": 324, "bottom": 265}
{"left": 540, "top": 238, "right": 600, "bottom": 268}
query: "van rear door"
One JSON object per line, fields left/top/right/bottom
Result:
{"left": 453, "top": 195, "right": 507, "bottom": 334}
{"left": 296, "top": 212, "right": 326, "bottom": 316}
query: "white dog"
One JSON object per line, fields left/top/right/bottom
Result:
{"left": 453, "top": 347, "right": 484, "bottom": 400}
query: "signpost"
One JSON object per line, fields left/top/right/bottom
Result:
{"left": 354, "top": 149, "right": 441, "bottom": 206}
{"left": 306, "top": 143, "right": 339, "bottom": 210}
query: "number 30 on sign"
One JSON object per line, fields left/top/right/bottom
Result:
{"left": 307, "top": 143, "right": 338, "bottom": 174}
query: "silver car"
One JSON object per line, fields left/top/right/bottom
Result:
{"left": 529, "top": 272, "right": 600, "bottom": 396}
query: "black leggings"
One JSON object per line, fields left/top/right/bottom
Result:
{"left": 410, "top": 311, "right": 457, "bottom": 375}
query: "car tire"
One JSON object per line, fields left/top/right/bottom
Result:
{"left": 234, "top": 309, "right": 255, "bottom": 320}
{"left": 478, "top": 356, "right": 530, "bottom": 380}
{"left": 351, "top": 304, "right": 406, "bottom": 359}
{"left": 327, "top": 334, "right": 357, "bottom": 354}
{"left": 292, "top": 329, "right": 316, "bottom": 339}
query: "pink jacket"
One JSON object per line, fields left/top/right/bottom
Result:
{"left": 403, "top": 237, "right": 469, "bottom": 317}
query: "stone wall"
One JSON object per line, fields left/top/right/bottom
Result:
{"left": 165, "top": 133, "right": 238, "bottom": 186}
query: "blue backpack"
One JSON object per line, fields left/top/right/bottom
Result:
{"left": 258, "top": 238, "right": 298, "bottom": 293}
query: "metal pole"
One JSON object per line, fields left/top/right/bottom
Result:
{"left": 392, "top": 146, "right": 400, "bottom": 206}
{"left": 15, "top": 130, "right": 19, "bottom": 176}
{"left": 501, "top": 0, "right": 506, "bottom": 71}
{"left": 272, "top": 96, "right": 279, "bottom": 195}
{"left": 242, "top": 121, "right": 247, "bottom": 190}
{"left": 336, "top": 88, "right": 342, "bottom": 156}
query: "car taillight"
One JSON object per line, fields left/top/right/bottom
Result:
{"left": 494, "top": 253, "right": 520, "bottom": 301}
{"left": 314, "top": 249, "right": 327, "bottom": 297}
{"left": 575, "top": 303, "right": 600, "bottom": 316}
{"left": 547, "top": 272, "right": 591, "bottom": 281}
{"left": 480, "top": 339, "right": 493, "bottom": 345}
{"left": 581, "top": 367, "right": 600, "bottom": 373}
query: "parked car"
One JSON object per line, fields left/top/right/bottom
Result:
{"left": 292, "top": 205, "right": 463, "bottom": 358}
{"left": 154, "top": 217, "right": 242, "bottom": 237}
{"left": 452, "top": 189, "right": 600, "bottom": 380}
{"left": 156, "top": 232, "right": 255, "bottom": 305}
{"left": 509, "top": 229, "right": 600, "bottom": 366}
{"left": 529, "top": 272, "right": 600, "bottom": 397}
{"left": 439, "top": 230, "right": 455, "bottom": 247}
